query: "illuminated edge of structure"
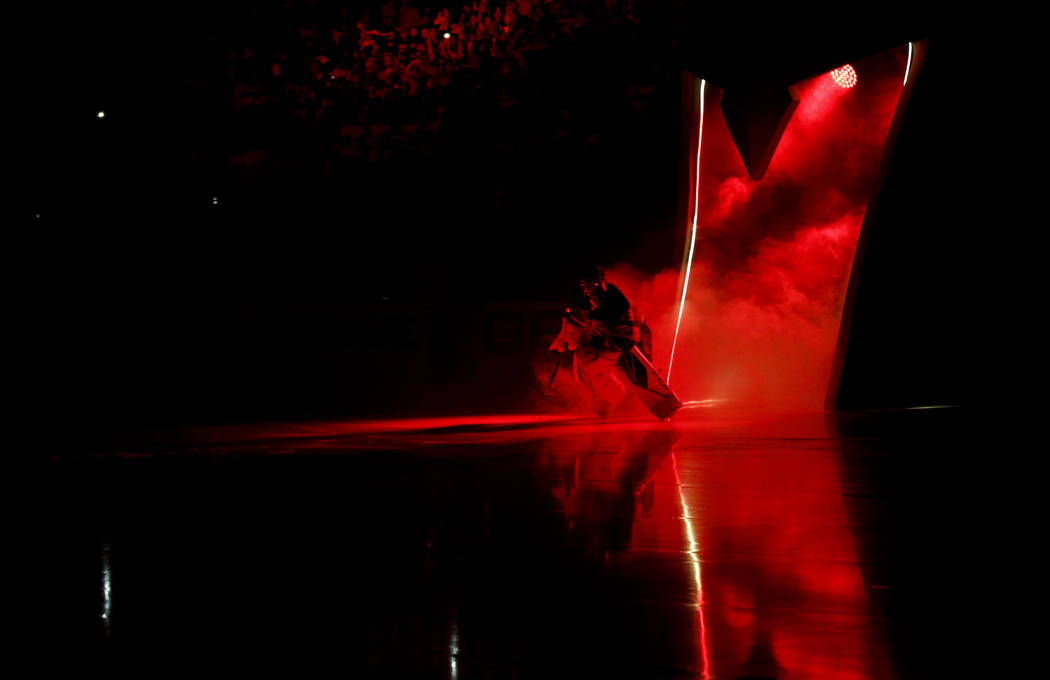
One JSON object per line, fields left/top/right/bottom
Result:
{"left": 904, "top": 42, "right": 914, "bottom": 85}
{"left": 667, "top": 78, "right": 706, "bottom": 384}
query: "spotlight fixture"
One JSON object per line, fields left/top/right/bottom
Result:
{"left": 830, "top": 64, "right": 857, "bottom": 89}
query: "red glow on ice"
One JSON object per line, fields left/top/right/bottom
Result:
{"left": 830, "top": 64, "right": 857, "bottom": 88}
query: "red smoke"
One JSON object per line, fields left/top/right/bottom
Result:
{"left": 607, "top": 46, "right": 909, "bottom": 411}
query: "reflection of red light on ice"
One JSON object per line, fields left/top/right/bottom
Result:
{"left": 830, "top": 64, "right": 857, "bottom": 88}
{"left": 671, "top": 450, "right": 710, "bottom": 676}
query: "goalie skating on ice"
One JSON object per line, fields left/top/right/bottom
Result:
{"left": 548, "top": 266, "right": 682, "bottom": 419}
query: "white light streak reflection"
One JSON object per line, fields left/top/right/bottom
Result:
{"left": 101, "top": 541, "right": 112, "bottom": 636}
{"left": 668, "top": 79, "right": 706, "bottom": 384}
{"left": 449, "top": 622, "right": 460, "bottom": 679}
{"left": 671, "top": 451, "right": 709, "bottom": 675}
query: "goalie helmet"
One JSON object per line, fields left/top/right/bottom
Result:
{"left": 577, "top": 264, "right": 606, "bottom": 297}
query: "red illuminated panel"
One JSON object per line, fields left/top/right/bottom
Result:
{"left": 605, "top": 44, "right": 912, "bottom": 412}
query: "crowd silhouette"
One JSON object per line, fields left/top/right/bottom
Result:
{"left": 223, "top": 1, "right": 644, "bottom": 171}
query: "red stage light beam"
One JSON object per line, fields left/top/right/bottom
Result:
{"left": 667, "top": 79, "right": 706, "bottom": 384}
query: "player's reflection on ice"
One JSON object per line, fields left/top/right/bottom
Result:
{"left": 540, "top": 428, "right": 677, "bottom": 558}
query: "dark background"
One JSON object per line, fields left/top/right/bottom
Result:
{"left": 19, "top": 4, "right": 1006, "bottom": 447}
